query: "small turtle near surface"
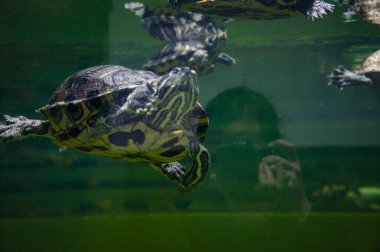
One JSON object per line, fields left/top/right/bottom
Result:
{"left": 169, "top": 0, "right": 334, "bottom": 20}
{"left": 125, "top": 2, "right": 236, "bottom": 74}
{"left": 328, "top": 49, "right": 380, "bottom": 89}
{"left": 0, "top": 65, "right": 210, "bottom": 192}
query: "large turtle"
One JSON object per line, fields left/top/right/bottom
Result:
{"left": 125, "top": 2, "right": 236, "bottom": 74}
{"left": 0, "top": 65, "right": 210, "bottom": 191}
{"left": 169, "top": 0, "right": 334, "bottom": 20}
{"left": 328, "top": 49, "right": 380, "bottom": 89}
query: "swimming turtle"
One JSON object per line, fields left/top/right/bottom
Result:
{"left": 125, "top": 2, "right": 236, "bottom": 74}
{"left": 0, "top": 65, "right": 210, "bottom": 191}
{"left": 328, "top": 49, "right": 380, "bottom": 89}
{"left": 169, "top": 0, "right": 334, "bottom": 20}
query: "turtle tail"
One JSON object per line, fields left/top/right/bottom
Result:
{"left": 0, "top": 115, "right": 52, "bottom": 143}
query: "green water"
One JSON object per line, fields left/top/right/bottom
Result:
{"left": 1, "top": 0, "right": 380, "bottom": 251}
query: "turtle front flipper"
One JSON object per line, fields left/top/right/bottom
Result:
{"left": 328, "top": 65, "right": 373, "bottom": 89}
{"left": 151, "top": 143, "right": 209, "bottom": 192}
{"left": 0, "top": 115, "right": 52, "bottom": 142}
{"left": 112, "top": 82, "right": 157, "bottom": 117}
{"left": 305, "top": 0, "right": 334, "bottom": 20}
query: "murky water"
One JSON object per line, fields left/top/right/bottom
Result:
{"left": 0, "top": 0, "right": 380, "bottom": 251}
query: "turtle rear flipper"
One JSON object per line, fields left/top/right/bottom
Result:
{"left": 328, "top": 65, "right": 372, "bottom": 89}
{"left": 0, "top": 115, "right": 51, "bottom": 142}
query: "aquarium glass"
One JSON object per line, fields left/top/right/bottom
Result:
{"left": 0, "top": 0, "right": 380, "bottom": 251}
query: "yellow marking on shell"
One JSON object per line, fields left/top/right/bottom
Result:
{"left": 93, "top": 120, "right": 188, "bottom": 163}
{"left": 99, "top": 68, "right": 121, "bottom": 79}
{"left": 169, "top": 130, "right": 184, "bottom": 138}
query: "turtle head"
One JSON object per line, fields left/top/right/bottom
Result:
{"left": 150, "top": 67, "right": 198, "bottom": 128}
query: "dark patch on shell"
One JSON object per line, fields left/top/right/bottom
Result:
{"left": 92, "top": 145, "right": 109, "bottom": 151}
{"left": 75, "top": 146, "right": 93, "bottom": 152}
{"left": 49, "top": 107, "right": 63, "bottom": 125}
{"left": 108, "top": 130, "right": 145, "bottom": 147}
{"left": 66, "top": 103, "right": 84, "bottom": 122}
{"left": 122, "top": 153, "right": 141, "bottom": 159}
{"left": 85, "top": 97, "right": 104, "bottom": 111}
{"left": 56, "top": 132, "right": 70, "bottom": 141}
{"left": 68, "top": 126, "right": 84, "bottom": 138}
{"left": 161, "top": 137, "right": 180, "bottom": 149}
{"left": 160, "top": 145, "right": 186, "bottom": 157}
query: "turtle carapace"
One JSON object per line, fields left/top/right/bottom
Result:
{"left": 0, "top": 65, "right": 210, "bottom": 192}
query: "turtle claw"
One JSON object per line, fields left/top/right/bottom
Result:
{"left": 154, "top": 162, "right": 186, "bottom": 182}
{"left": 307, "top": 0, "right": 334, "bottom": 20}
{"left": 136, "top": 102, "right": 157, "bottom": 115}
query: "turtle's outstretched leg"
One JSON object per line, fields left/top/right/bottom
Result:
{"left": 306, "top": 0, "right": 334, "bottom": 20}
{"left": 112, "top": 82, "right": 157, "bottom": 117}
{"left": 328, "top": 65, "right": 372, "bottom": 89}
{"left": 0, "top": 115, "right": 52, "bottom": 142}
{"left": 151, "top": 143, "right": 209, "bottom": 192}
{"left": 124, "top": 2, "right": 146, "bottom": 18}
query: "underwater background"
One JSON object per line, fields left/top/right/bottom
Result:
{"left": 0, "top": 0, "right": 380, "bottom": 251}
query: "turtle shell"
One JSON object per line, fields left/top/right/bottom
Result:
{"left": 170, "top": 0, "right": 333, "bottom": 20}
{"left": 170, "top": 0, "right": 307, "bottom": 20}
{"left": 38, "top": 65, "right": 160, "bottom": 132}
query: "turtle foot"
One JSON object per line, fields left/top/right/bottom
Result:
{"left": 0, "top": 115, "right": 49, "bottom": 142}
{"left": 328, "top": 65, "right": 372, "bottom": 89}
{"left": 160, "top": 162, "right": 186, "bottom": 181}
{"left": 124, "top": 2, "right": 146, "bottom": 17}
{"left": 135, "top": 102, "right": 157, "bottom": 115}
{"left": 307, "top": 0, "right": 334, "bottom": 20}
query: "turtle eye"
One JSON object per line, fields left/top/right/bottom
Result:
{"left": 206, "top": 23, "right": 215, "bottom": 33}
{"left": 171, "top": 67, "right": 181, "bottom": 75}
{"left": 205, "top": 36, "right": 215, "bottom": 46}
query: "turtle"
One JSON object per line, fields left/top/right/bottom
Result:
{"left": 328, "top": 49, "right": 380, "bottom": 89}
{"left": 125, "top": 2, "right": 236, "bottom": 74}
{"left": 143, "top": 40, "right": 236, "bottom": 75}
{"left": 0, "top": 65, "right": 210, "bottom": 192}
{"left": 169, "top": 0, "right": 335, "bottom": 20}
